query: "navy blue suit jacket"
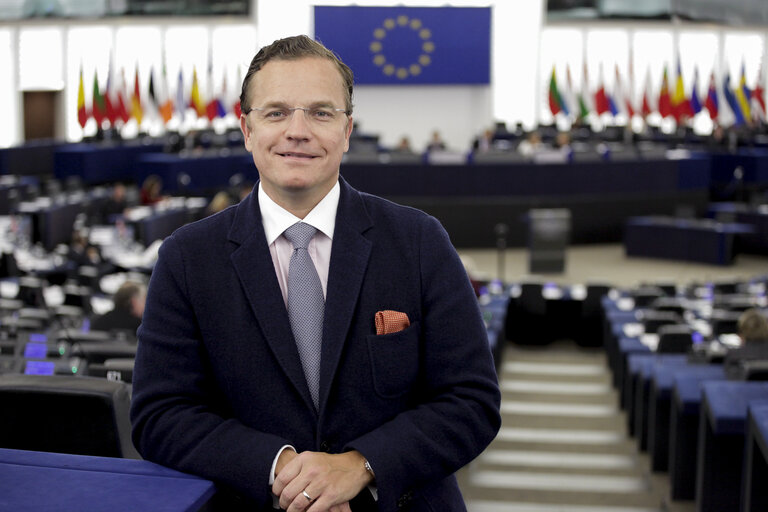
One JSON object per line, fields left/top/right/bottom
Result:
{"left": 130, "top": 178, "right": 501, "bottom": 511}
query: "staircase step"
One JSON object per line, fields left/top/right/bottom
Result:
{"left": 467, "top": 500, "right": 663, "bottom": 512}
{"left": 500, "top": 380, "right": 618, "bottom": 405}
{"left": 489, "top": 427, "right": 636, "bottom": 454}
{"left": 502, "top": 361, "right": 611, "bottom": 384}
{"left": 475, "top": 449, "right": 642, "bottom": 476}
{"left": 500, "top": 401, "right": 625, "bottom": 430}
{"left": 463, "top": 469, "right": 662, "bottom": 508}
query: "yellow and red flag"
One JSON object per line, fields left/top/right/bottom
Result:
{"left": 77, "top": 65, "right": 88, "bottom": 128}
{"left": 131, "top": 65, "right": 144, "bottom": 126}
{"left": 189, "top": 67, "right": 206, "bottom": 118}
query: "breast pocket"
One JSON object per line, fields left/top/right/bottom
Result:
{"left": 366, "top": 321, "right": 420, "bottom": 398}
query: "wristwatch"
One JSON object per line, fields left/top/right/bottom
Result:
{"left": 363, "top": 459, "right": 375, "bottom": 477}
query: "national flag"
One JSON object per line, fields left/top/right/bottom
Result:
{"left": 116, "top": 68, "right": 130, "bottom": 123}
{"left": 607, "top": 90, "right": 619, "bottom": 116}
{"left": 613, "top": 65, "right": 633, "bottom": 118}
{"left": 189, "top": 67, "right": 206, "bottom": 117}
{"left": 548, "top": 66, "right": 567, "bottom": 116}
{"left": 104, "top": 56, "right": 116, "bottom": 126}
{"left": 641, "top": 68, "right": 654, "bottom": 118}
{"left": 723, "top": 71, "right": 746, "bottom": 126}
{"left": 158, "top": 64, "right": 174, "bottom": 124}
{"left": 233, "top": 66, "right": 242, "bottom": 118}
{"left": 176, "top": 69, "right": 186, "bottom": 122}
{"left": 218, "top": 71, "right": 229, "bottom": 117}
{"left": 77, "top": 65, "right": 87, "bottom": 128}
{"left": 595, "top": 85, "right": 610, "bottom": 115}
{"left": 314, "top": 6, "right": 491, "bottom": 85}
{"left": 148, "top": 67, "right": 157, "bottom": 115}
{"left": 205, "top": 59, "right": 226, "bottom": 121}
{"left": 563, "top": 65, "right": 578, "bottom": 120}
{"left": 735, "top": 62, "right": 751, "bottom": 121}
{"left": 594, "top": 64, "right": 610, "bottom": 115}
{"left": 576, "top": 61, "right": 592, "bottom": 119}
{"left": 689, "top": 66, "right": 702, "bottom": 116}
{"left": 658, "top": 65, "right": 673, "bottom": 118}
{"left": 205, "top": 93, "right": 225, "bottom": 121}
{"left": 705, "top": 71, "right": 719, "bottom": 121}
{"left": 625, "top": 49, "right": 636, "bottom": 117}
{"left": 92, "top": 72, "right": 106, "bottom": 127}
{"left": 131, "top": 65, "right": 143, "bottom": 126}
{"left": 751, "top": 63, "right": 765, "bottom": 121}
{"left": 672, "top": 59, "right": 693, "bottom": 122}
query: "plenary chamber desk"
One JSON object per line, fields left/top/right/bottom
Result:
{"left": 112, "top": 151, "right": 711, "bottom": 249}
{"left": 624, "top": 216, "right": 754, "bottom": 265}
{"left": 340, "top": 156, "right": 711, "bottom": 248}
{"left": 0, "top": 448, "right": 215, "bottom": 511}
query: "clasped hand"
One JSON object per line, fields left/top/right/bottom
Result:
{"left": 273, "top": 450, "right": 373, "bottom": 512}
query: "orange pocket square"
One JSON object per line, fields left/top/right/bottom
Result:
{"left": 375, "top": 310, "right": 410, "bottom": 335}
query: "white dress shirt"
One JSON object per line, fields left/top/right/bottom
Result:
{"left": 258, "top": 181, "right": 339, "bottom": 305}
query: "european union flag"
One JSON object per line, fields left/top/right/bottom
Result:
{"left": 314, "top": 6, "right": 490, "bottom": 85}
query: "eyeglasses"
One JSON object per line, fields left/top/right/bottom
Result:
{"left": 244, "top": 105, "right": 349, "bottom": 125}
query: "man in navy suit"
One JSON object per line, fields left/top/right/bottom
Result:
{"left": 130, "top": 35, "right": 500, "bottom": 512}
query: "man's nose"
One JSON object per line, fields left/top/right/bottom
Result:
{"left": 285, "top": 109, "right": 312, "bottom": 139}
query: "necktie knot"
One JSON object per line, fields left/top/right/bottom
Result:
{"left": 284, "top": 222, "right": 317, "bottom": 250}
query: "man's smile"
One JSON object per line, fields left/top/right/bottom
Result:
{"left": 278, "top": 151, "right": 318, "bottom": 159}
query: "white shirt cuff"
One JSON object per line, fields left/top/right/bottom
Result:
{"left": 270, "top": 445, "right": 295, "bottom": 509}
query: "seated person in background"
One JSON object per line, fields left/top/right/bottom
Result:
{"left": 205, "top": 191, "right": 234, "bottom": 217}
{"left": 426, "top": 129, "right": 447, "bottom": 152}
{"left": 554, "top": 131, "right": 572, "bottom": 150}
{"left": 724, "top": 308, "right": 768, "bottom": 377}
{"left": 68, "top": 230, "right": 102, "bottom": 267}
{"left": 393, "top": 135, "right": 414, "bottom": 153}
{"left": 91, "top": 281, "right": 146, "bottom": 335}
{"left": 140, "top": 175, "right": 165, "bottom": 205}
{"left": 103, "top": 182, "right": 129, "bottom": 220}
{"left": 517, "top": 131, "right": 543, "bottom": 157}
{"left": 472, "top": 128, "right": 494, "bottom": 153}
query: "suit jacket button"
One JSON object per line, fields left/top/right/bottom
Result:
{"left": 319, "top": 441, "right": 330, "bottom": 452}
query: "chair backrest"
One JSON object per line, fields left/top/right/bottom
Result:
{"left": 0, "top": 374, "right": 138, "bottom": 459}
{"left": 709, "top": 309, "right": 743, "bottom": 336}
{"left": 582, "top": 283, "right": 611, "bottom": 317}
{"left": 743, "top": 360, "right": 768, "bottom": 381}
{"left": 518, "top": 282, "right": 546, "bottom": 316}
{"left": 637, "top": 309, "right": 681, "bottom": 334}
{"left": 71, "top": 342, "right": 137, "bottom": 365}
{"left": 629, "top": 286, "right": 665, "bottom": 308}
{"left": 650, "top": 297, "right": 686, "bottom": 316}
{"left": 87, "top": 358, "right": 135, "bottom": 383}
{"left": 656, "top": 324, "right": 694, "bottom": 354}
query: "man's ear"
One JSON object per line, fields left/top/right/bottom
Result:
{"left": 343, "top": 115, "right": 354, "bottom": 152}
{"left": 240, "top": 115, "right": 252, "bottom": 151}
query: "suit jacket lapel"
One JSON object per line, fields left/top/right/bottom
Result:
{"left": 228, "top": 189, "right": 316, "bottom": 412}
{"left": 319, "top": 179, "right": 373, "bottom": 412}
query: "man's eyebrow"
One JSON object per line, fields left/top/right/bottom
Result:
{"left": 258, "top": 101, "right": 290, "bottom": 109}
{"left": 257, "top": 100, "right": 337, "bottom": 109}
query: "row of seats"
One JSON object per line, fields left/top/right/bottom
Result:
{"left": 601, "top": 276, "right": 768, "bottom": 512}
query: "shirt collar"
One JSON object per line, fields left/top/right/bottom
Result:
{"left": 258, "top": 181, "right": 340, "bottom": 245}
